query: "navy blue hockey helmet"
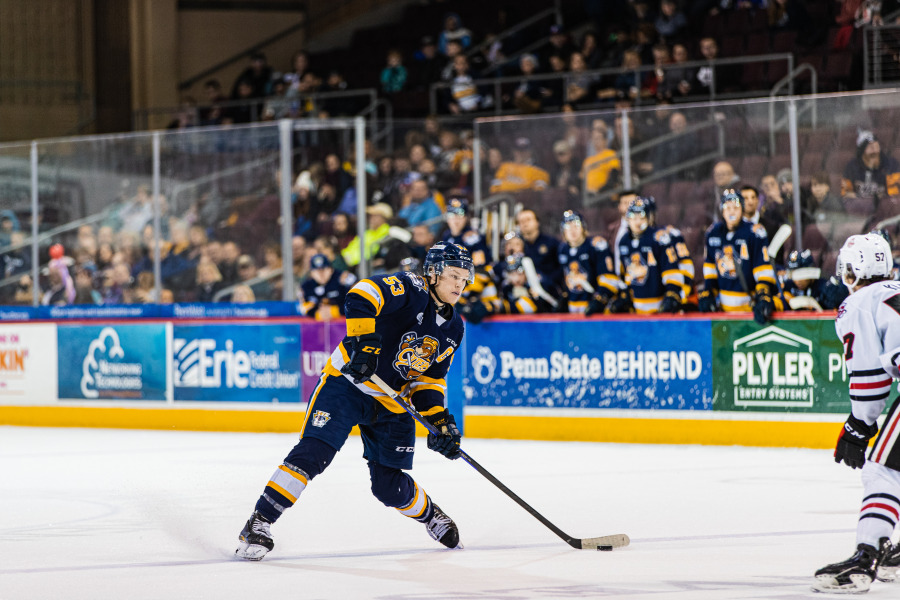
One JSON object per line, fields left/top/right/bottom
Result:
{"left": 786, "top": 249, "right": 815, "bottom": 271}
{"left": 625, "top": 197, "right": 652, "bottom": 219}
{"left": 560, "top": 209, "right": 586, "bottom": 231}
{"left": 445, "top": 197, "right": 468, "bottom": 217}
{"left": 424, "top": 242, "right": 475, "bottom": 283}
{"left": 720, "top": 188, "right": 743, "bottom": 210}
{"left": 505, "top": 252, "right": 525, "bottom": 273}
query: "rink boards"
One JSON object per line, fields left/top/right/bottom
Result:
{"left": 0, "top": 311, "right": 858, "bottom": 448}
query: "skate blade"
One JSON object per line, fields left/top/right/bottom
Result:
{"left": 235, "top": 541, "right": 269, "bottom": 561}
{"left": 811, "top": 573, "right": 872, "bottom": 594}
{"left": 877, "top": 565, "right": 899, "bottom": 582}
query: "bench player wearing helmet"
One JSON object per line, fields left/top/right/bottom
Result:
{"left": 699, "top": 189, "right": 779, "bottom": 324}
{"left": 812, "top": 233, "right": 900, "bottom": 593}
{"left": 236, "top": 243, "right": 472, "bottom": 560}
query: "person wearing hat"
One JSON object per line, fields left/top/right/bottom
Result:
{"left": 550, "top": 139, "right": 580, "bottom": 203}
{"left": 441, "top": 197, "right": 489, "bottom": 266}
{"left": 235, "top": 254, "right": 273, "bottom": 301}
{"left": 488, "top": 136, "right": 550, "bottom": 194}
{"left": 842, "top": 129, "right": 900, "bottom": 208}
{"left": 299, "top": 253, "right": 354, "bottom": 320}
{"left": 341, "top": 203, "right": 394, "bottom": 269}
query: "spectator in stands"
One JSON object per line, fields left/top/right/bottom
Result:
{"left": 611, "top": 50, "right": 650, "bottom": 101}
{"left": 511, "top": 54, "right": 546, "bottom": 114}
{"left": 319, "top": 71, "right": 356, "bottom": 117}
{"left": 806, "top": 171, "right": 845, "bottom": 227}
{"left": 836, "top": 0, "right": 900, "bottom": 30}
{"left": 713, "top": 161, "right": 741, "bottom": 209}
{"left": 447, "top": 55, "right": 491, "bottom": 114}
{"left": 515, "top": 208, "right": 560, "bottom": 282}
{"left": 257, "top": 242, "right": 283, "bottom": 279}
{"left": 0, "top": 210, "right": 20, "bottom": 248}
{"left": 542, "top": 54, "right": 568, "bottom": 108}
{"left": 656, "top": 0, "right": 688, "bottom": 43}
{"left": 329, "top": 212, "right": 355, "bottom": 251}
{"left": 381, "top": 49, "right": 407, "bottom": 95}
{"left": 299, "top": 253, "right": 354, "bottom": 319}
{"left": 341, "top": 203, "right": 392, "bottom": 269}
{"left": 660, "top": 43, "right": 694, "bottom": 100}
{"left": 760, "top": 172, "right": 783, "bottom": 206}
{"left": 407, "top": 224, "right": 436, "bottom": 265}
{"left": 651, "top": 111, "right": 699, "bottom": 180}
{"left": 231, "top": 52, "right": 272, "bottom": 99}
{"left": 195, "top": 259, "right": 226, "bottom": 303}
{"left": 768, "top": 0, "right": 813, "bottom": 34}
{"left": 759, "top": 183, "right": 791, "bottom": 264}
{"left": 218, "top": 241, "right": 241, "bottom": 286}
{"left": 413, "top": 36, "right": 443, "bottom": 89}
{"left": 262, "top": 76, "right": 292, "bottom": 120}
{"left": 439, "top": 40, "right": 465, "bottom": 82}
{"left": 841, "top": 129, "right": 900, "bottom": 208}
{"left": 489, "top": 137, "right": 550, "bottom": 194}
{"left": 579, "top": 30, "right": 602, "bottom": 69}
{"left": 541, "top": 25, "right": 577, "bottom": 66}
{"left": 582, "top": 119, "right": 622, "bottom": 195}
{"left": 741, "top": 185, "right": 762, "bottom": 223}
{"left": 199, "top": 79, "right": 230, "bottom": 126}
{"left": 323, "top": 153, "right": 353, "bottom": 202}
{"left": 118, "top": 185, "right": 154, "bottom": 235}
{"left": 694, "top": 37, "right": 737, "bottom": 95}
{"left": 229, "top": 78, "right": 260, "bottom": 123}
{"left": 73, "top": 265, "right": 101, "bottom": 305}
{"left": 399, "top": 178, "right": 443, "bottom": 234}
{"left": 1, "top": 231, "right": 30, "bottom": 286}
{"left": 565, "top": 52, "right": 598, "bottom": 106}
{"left": 236, "top": 254, "right": 272, "bottom": 301}
{"left": 438, "top": 13, "right": 472, "bottom": 55}
{"left": 284, "top": 51, "right": 312, "bottom": 90}
{"left": 550, "top": 140, "right": 581, "bottom": 205}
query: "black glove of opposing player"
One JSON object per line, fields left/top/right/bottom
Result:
{"left": 340, "top": 332, "right": 381, "bottom": 384}
{"left": 834, "top": 414, "right": 879, "bottom": 469}
{"left": 426, "top": 409, "right": 462, "bottom": 460}
{"left": 697, "top": 288, "right": 716, "bottom": 312}
{"left": 752, "top": 288, "right": 774, "bottom": 325}
{"left": 660, "top": 291, "right": 682, "bottom": 314}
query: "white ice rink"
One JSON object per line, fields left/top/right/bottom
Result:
{"left": 1, "top": 425, "right": 896, "bottom": 599}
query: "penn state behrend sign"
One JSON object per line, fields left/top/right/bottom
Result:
{"left": 461, "top": 319, "right": 712, "bottom": 411}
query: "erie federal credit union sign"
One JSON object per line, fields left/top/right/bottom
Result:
{"left": 712, "top": 320, "right": 850, "bottom": 413}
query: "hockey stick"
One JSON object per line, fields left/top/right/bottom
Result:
{"left": 365, "top": 372, "right": 630, "bottom": 551}
{"left": 767, "top": 223, "right": 792, "bottom": 259}
{"left": 521, "top": 256, "right": 559, "bottom": 308}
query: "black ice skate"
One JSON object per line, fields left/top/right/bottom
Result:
{"left": 812, "top": 543, "right": 880, "bottom": 594}
{"left": 425, "top": 503, "right": 463, "bottom": 549}
{"left": 235, "top": 511, "right": 274, "bottom": 561}
{"left": 877, "top": 538, "right": 900, "bottom": 583}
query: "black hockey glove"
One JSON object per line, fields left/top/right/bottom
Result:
{"left": 660, "top": 291, "right": 682, "bottom": 314}
{"left": 607, "top": 291, "right": 631, "bottom": 314}
{"left": 340, "top": 332, "right": 381, "bottom": 384}
{"left": 834, "top": 414, "right": 879, "bottom": 469}
{"left": 697, "top": 288, "right": 716, "bottom": 313}
{"left": 584, "top": 295, "right": 608, "bottom": 317}
{"left": 752, "top": 287, "right": 774, "bottom": 325}
{"left": 461, "top": 300, "right": 489, "bottom": 324}
{"left": 425, "top": 409, "right": 462, "bottom": 460}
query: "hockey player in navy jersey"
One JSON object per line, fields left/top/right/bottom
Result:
{"left": 812, "top": 233, "right": 900, "bottom": 594}
{"left": 498, "top": 252, "right": 559, "bottom": 314}
{"left": 298, "top": 253, "right": 356, "bottom": 319}
{"left": 609, "top": 197, "right": 684, "bottom": 314}
{"left": 236, "top": 243, "right": 472, "bottom": 560}
{"left": 641, "top": 196, "right": 696, "bottom": 308}
{"left": 556, "top": 210, "right": 619, "bottom": 315}
{"left": 781, "top": 248, "right": 848, "bottom": 311}
{"left": 442, "top": 197, "right": 490, "bottom": 266}
{"left": 698, "top": 189, "right": 778, "bottom": 324}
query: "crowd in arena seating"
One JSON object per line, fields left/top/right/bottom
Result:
{"left": 3, "top": 1, "right": 900, "bottom": 321}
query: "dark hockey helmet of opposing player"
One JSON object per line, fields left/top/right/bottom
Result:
{"left": 424, "top": 242, "right": 475, "bottom": 283}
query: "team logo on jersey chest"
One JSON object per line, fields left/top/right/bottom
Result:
{"left": 394, "top": 332, "right": 440, "bottom": 378}
{"left": 625, "top": 253, "right": 649, "bottom": 285}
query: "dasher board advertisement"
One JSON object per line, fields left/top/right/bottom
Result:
{"left": 0, "top": 323, "right": 57, "bottom": 403}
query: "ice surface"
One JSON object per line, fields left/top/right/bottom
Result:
{"left": 0, "top": 426, "right": 894, "bottom": 599}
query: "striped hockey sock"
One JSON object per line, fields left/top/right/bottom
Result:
{"left": 255, "top": 463, "right": 310, "bottom": 523}
{"left": 857, "top": 492, "right": 899, "bottom": 547}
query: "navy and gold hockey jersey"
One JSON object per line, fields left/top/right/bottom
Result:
{"left": 299, "top": 270, "right": 355, "bottom": 319}
{"left": 557, "top": 235, "right": 619, "bottom": 313}
{"left": 324, "top": 271, "right": 464, "bottom": 418}
{"left": 665, "top": 226, "right": 695, "bottom": 300}
{"left": 499, "top": 276, "right": 559, "bottom": 314}
{"left": 702, "top": 219, "right": 776, "bottom": 311}
{"left": 444, "top": 228, "right": 490, "bottom": 267}
{"left": 617, "top": 226, "right": 683, "bottom": 313}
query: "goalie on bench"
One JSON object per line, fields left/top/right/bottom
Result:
{"left": 236, "top": 243, "right": 471, "bottom": 560}
{"left": 812, "top": 233, "right": 900, "bottom": 594}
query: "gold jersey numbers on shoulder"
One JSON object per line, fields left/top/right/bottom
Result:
{"left": 752, "top": 224, "right": 768, "bottom": 239}
{"left": 591, "top": 235, "right": 608, "bottom": 251}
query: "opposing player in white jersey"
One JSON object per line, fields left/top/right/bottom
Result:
{"left": 813, "top": 233, "right": 900, "bottom": 593}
